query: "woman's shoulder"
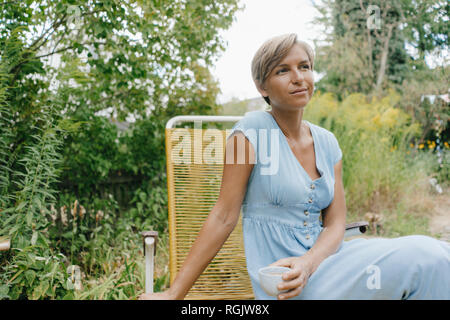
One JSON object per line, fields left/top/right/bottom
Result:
{"left": 232, "top": 110, "right": 272, "bottom": 131}
{"left": 306, "top": 121, "right": 342, "bottom": 164}
{"left": 306, "top": 121, "right": 338, "bottom": 141}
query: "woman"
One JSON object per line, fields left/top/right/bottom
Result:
{"left": 139, "top": 34, "right": 450, "bottom": 300}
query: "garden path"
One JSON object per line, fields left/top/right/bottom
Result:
{"left": 428, "top": 187, "right": 450, "bottom": 242}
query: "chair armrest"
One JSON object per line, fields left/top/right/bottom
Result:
{"left": 345, "top": 221, "right": 369, "bottom": 232}
{"left": 141, "top": 231, "right": 158, "bottom": 294}
{"left": 344, "top": 221, "right": 369, "bottom": 238}
{"left": 141, "top": 231, "right": 158, "bottom": 255}
{"left": 0, "top": 237, "right": 10, "bottom": 251}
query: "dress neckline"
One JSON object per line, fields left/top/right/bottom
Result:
{"left": 263, "top": 111, "right": 323, "bottom": 182}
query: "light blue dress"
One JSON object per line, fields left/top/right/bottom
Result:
{"left": 227, "top": 110, "right": 450, "bottom": 300}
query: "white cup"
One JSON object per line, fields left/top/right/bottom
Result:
{"left": 258, "top": 266, "right": 291, "bottom": 297}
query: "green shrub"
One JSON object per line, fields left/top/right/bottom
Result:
{"left": 304, "top": 90, "right": 430, "bottom": 219}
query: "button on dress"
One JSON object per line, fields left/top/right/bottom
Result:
{"left": 227, "top": 111, "right": 450, "bottom": 300}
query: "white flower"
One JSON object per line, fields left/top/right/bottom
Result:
{"left": 60, "top": 205, "right": 68, "bottom": 226}
{"left": 95, "top": 210, "right": 104, "bottom": 222}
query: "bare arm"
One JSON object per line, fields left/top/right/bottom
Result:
{"left": 141, "top": 132, "right": 255, "bottom": 300}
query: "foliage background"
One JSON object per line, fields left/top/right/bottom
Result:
{"left": 0, "top": 0, "right": 241, "bottom": 299}
{"left": 0, "top": 0, "right": 448, "bottom": 299}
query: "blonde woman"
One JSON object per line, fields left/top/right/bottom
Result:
{"left": 140, "top": 34, "right": 449, "bottom": 300}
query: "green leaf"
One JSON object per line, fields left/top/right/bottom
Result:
{"left": 8, "top": 225, "right": 20, "bottom": 236}
{"left": 0, "top": 285, "right": 10, "bottom": 299}
{"left": 1, "top": 207, "right": 16, "bottom": 214}
{"left": 16, "top": 201, "right": 28, "bottom": 212}
{"left": 62, "top": 231, "right": 73, "bottom": 239}
{"left": 24, "top": 270, "right": 36, "bottom": 285}
{"left": 2, "top": 213, "right": 17, "bottom": 225}
{"left": 33, "top": 197, "right": 42, "bottom": 210}
{"left": 62, "top": 291, "right": 75, "bottom": 300}
{"left": 32, "top": 280, "right": 49, "bottom": 300}
{"left": 25, "top": 211, "right": 33, "bottom": 226}
{"left": 31, "top": 231, "right": 38, "bottom": 245}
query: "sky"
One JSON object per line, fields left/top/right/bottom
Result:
{"left": 211, "top": 0, "right": 322, "bottom": 104}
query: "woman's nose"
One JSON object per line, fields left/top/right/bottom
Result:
{"left": 291, "top": 69, "right": 304, "bottom": 83}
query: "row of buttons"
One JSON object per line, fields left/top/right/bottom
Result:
{"left": 309, "top": 184, "right": 315, "bottom": 203}
{"left": 304, "top": 210, "right": 310, "bottom": 239}
{"left": 305, "top": 184, "right": 315, "bottom": 240}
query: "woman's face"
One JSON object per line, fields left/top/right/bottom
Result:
{"left": 258, "top": 44, "right": 314, "bottom": 110}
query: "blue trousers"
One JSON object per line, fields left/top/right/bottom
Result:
{"left": 292, "top": 235, "right": 450, "bottom": 300}
{"left": 247, "top": 234, "right": 450, "bottom": 300}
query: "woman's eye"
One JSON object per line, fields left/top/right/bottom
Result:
{"left": 276, "top": 68, "right": 288, "bottom": 74}
{"left": 301, "top": 65, "right": 310, "bottom": 70}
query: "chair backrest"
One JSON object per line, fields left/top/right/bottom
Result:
{"left": 165, "top": 115, "right": 254, "bottom": 300}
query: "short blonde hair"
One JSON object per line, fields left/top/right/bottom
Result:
{"left": 251, "top": 34, "right": 314, "bottom": 105}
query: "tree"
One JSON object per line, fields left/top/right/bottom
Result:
{"left": 1, "top": 0, "right": 242, "bottom": 205}
{"left": 310, "top": 0, "right": 448, "bottom": 99}
{"left": 401, "top": 0, "right": 449, "bottom": 63}
{"left": 0, "top": 0, "right": 242, "bottom": 299}
{"left": 311, "top": 0, "right": 410, "bottom": 98}
{"left": 1, "top": 0, "right": 241, "bottom": 119}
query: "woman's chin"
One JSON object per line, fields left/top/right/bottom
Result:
{"left": 289, "top": 97, "right": 310, "bottom": 108}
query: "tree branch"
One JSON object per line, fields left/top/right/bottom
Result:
{"left": 35, "top": 39, "right": 108, "bottom": 60}
{"left": 28, "top": 14, "right": 67, "bottom": 51}
{"left": 375, "top": 24, "right": 394, "bottom": 93}
{"left": 28, "top": 8, "right": 105, "bottom": 54}
{"left": 0, "top": 1, "right": 21, "bottom": 5}
{"left": 35, "top": 46, "right": 75, "bottom": 59}
{"left": 360, "top": 0, "right": 374, "bottom": 81}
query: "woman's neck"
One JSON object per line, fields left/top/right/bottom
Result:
{"left": 268, "top": 108, "right": 307, "bottom": 142}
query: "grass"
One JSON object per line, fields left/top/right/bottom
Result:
{"left": 69, "top": 228, "right": 170, "bottom": 300}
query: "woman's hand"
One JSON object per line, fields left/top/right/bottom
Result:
{"left": 138, "top": 290, "right": 177, "bottom": 300}
{"left": 269, "top": 256, "right": 315, "bottom": 300}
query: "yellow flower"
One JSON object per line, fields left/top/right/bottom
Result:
{"left": 409, "top": 143, "right": 414, "bottom": 148}
{"left": 372, "top": 114, "right": 381, "bottom": 127}
{"left": 444, "top": 142, "right": 449, "bottom": 149}
{"left": 380, "top": 108, "right": 400, "bottom": 128}
{"left": 418, "top": 144, "right": 424, "bottom": 149}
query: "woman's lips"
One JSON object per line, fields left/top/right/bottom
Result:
{"left": 290, "top": 88, "right": 307, "bottom": 95}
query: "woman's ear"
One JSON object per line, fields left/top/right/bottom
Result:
{"left": 254, "top": 79, "right": 269, "bottom": 100}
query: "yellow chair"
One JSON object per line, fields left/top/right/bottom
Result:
{"left": 142, "top": 115, "right": 368, "bottom": 300}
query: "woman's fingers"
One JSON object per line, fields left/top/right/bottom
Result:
{"left": 269, "top": 257, "right": 292, "bottom": 268}
{"left": 278, "top": 285, "right": 303, "bottom": 300}
{"left": 138, "top": 292, "right": 171, "bottom": 300}
{"left": 269, "top": 257, "right": 312, "bottom": 300}
{"left": 282, "top": 267, "right": 301, "bottom": 281}
{"left": 277, "top": 272, "right": 308, "bottom": 300}
{"left": 278, "top": 274, "right": 303, "bottom": 291}
{"left": 138, "top": 293, "right": 151, "bottom": 300}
